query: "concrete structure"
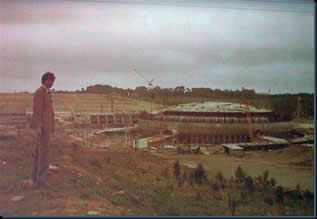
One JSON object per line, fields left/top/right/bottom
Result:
{"left": 137, "top": 101, "right": 294, "bottom": 145}
{"left": 223, "top": 135, "right": 290, "bottom": 153}
{"left": 58, "top": 111, "right": 139, "bottom": 127}
{"left": 288, "top": 135, "right": 314, "bottom": 145}
{"left": 89, "top": 112, "right": 138, "bottom": 126}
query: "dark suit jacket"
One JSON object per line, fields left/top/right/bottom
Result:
{"left": 30, "top": 86, "right": 55, "bottom": 133}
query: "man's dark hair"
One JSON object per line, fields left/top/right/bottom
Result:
{"left": 41, "top": 72, "right": 56, "bottom": 84}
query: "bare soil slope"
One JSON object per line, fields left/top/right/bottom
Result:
{"left": 0, "top": 93, "right": 161, "bottom": 113}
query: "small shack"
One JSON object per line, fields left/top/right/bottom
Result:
{"left": 223, "top": 143, "right": 244, "bottom": 155}
{"left": 223, "top": 135, "right": 289, "bottom": 153}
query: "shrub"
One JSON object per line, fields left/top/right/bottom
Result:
{"left": 173, "top": 160, "right": 181, "bottom": 180}
{"left": 254, "top": 169, "right": 273, "bottom": 191}
{"left": 275, "top": 186, "right": 284, "bottom": 203}
{"left": 270, "top": 178, "right": 276, "bottom": 187}
{"left": 211, "top": 183, "right": 219, "bottom": 192}
{"left": 244, "top": 176, "right": 255, "bottom": 193}
{"left": 287, "top": 190, "right": 303, "bottom": 202}
{"left": 215, "top": 171, "right": 225, "bottom": 189}
{"left": 234, "top": 165, "right": 246, "bottom": 183}
{"left": 193, "top": 163, "right": 206, "bottom": 184}
{"left": 292, "top": 184, "right": 303, "bottom": 202}
{"left": 303, "top": 189, "right": 314, "bottom": 200}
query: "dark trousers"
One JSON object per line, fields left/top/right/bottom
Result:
{"left": 32, "top": 129, "right": 51, "bottom": 184}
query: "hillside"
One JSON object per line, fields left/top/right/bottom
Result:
{"left": 0, "top": 127, "right": 314, "bottom": 216}
{"left": 0, "top": 93, "right": 162, "bottom": 113}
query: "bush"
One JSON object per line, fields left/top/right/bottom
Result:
{"left": 244, "top": 176, "right": 255, "bottom": 193}
{"left": 287, "top": 190, "right": 303, "bottom": 203}
{"left": 211, "top": 183, "right": 219, "bottom": 192}
{"left": 193, "top": 163, "right": 206, "bottom": 184}
{"left": 254, "top": 169, "right": 273, "bottom": 191}
{"left": 292, "top": 184, "right": 303, "bottom": 202}
{"left": 275, "top": 186, "right": 284, "bottom": 203}
{"left": 215, "top": 171, "right": 225, "bottom": 189}
{"left": 303, "top": 189, "right": 314, "bottom": 200}
{"left": 270, "top": 178, "right": 276, "bottom": 187}
{"left": 234, "top": 165, "right": 246, "bottom": 183}
{"left": 173, "top": 160, "right": 181, "bottom": 180}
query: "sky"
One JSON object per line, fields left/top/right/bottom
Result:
{"left": 0, "top": 0, "right": 314, "bottom": 94}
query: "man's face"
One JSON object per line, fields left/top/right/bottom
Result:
{"left": 44, "top": 79, "right": 55, "bottom": 89}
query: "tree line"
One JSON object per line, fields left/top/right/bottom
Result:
{"left": 79, "top": 84, "right": 256, "bottom": 98}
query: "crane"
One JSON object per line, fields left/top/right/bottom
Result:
{"left": 132, "top": 68, "right": 157, "bottom": 112}
{"left": 133, "top": 68, "right": 155, "bottom": 89}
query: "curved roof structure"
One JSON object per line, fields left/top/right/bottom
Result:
{"left": 162, "top": 102, "right": 272, "bottom": 113}
{"left": 138, "top": 101, "right": 293, "bottom": 144}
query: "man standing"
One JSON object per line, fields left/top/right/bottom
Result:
{"left": 30, "top": 72, "right": 56, "bottom": 187}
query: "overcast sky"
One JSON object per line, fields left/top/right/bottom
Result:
{"left": 0, "top": 0, "right": 314, "bottom": 94}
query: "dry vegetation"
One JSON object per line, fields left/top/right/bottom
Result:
{"left": 0, "top": 93, "right": 314, "bottom": 216}
{"left": 0, "top": 93, "right": 162, "bottom": 113}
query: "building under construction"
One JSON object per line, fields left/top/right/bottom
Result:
{"left": 137, "top": 101, "right": 294, "bottom": 145}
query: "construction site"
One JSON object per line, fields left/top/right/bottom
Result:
{"left": 0, "top": 91, "right": 314, "bottom": 216}
{"left": 1, "top": 92, "right": 313, "bottom": 152}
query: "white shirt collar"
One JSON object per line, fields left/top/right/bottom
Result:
{"left": 41, "top": 84, "right": 50, "bottom": 93}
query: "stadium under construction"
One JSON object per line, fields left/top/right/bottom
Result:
{"left": 136, "top": 101, "right": 294, "bottom": 145}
